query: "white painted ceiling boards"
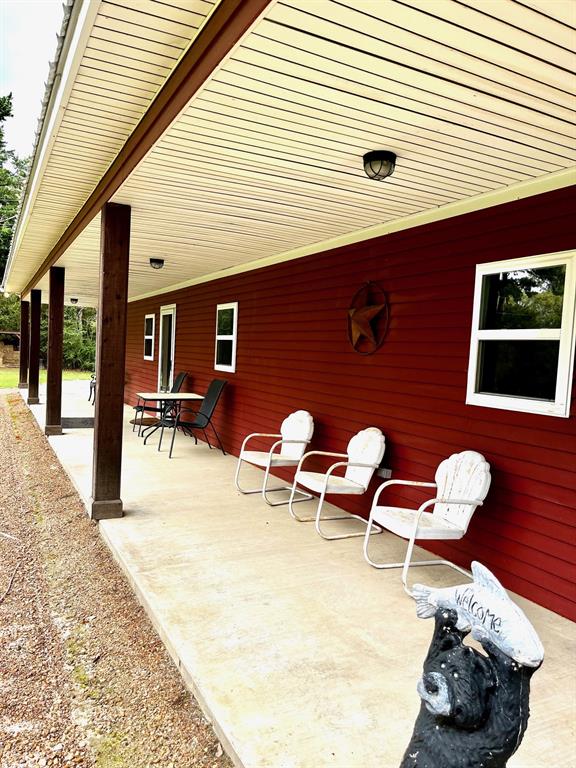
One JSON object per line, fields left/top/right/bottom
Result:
{"left": 6, "top": 0, "right": 576, "bottom": 306}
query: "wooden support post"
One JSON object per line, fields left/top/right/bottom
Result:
{"left": 45, "top": 266, "right": 65, "bottom": 435}
{"left": 91, "top": 203, "right": 130, "bottom": 520}
{"left": 28, "top": 289, "right": 41, "bottom": 405}
{"left": 18, "top": 300, "right": 29, "bottom": 389}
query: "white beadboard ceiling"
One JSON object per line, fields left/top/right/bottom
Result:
{"left": 6, "top": 0, "right": 217, "bottom": 300}
{"left": 7, "top": 0, "right": 576, "bottom": 306}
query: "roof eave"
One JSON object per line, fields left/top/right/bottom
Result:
{"left": 2, "top": 0, "right": 94, "bottom": 295}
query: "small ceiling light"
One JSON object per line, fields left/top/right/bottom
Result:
{"left": 70, "top": 297, "right": 78, "bottom": 304}
{"left": 149, "top": 258, "right": 165, "bottom": 270}
{"left": 363, "top": 150, "right": 397, "bottom": 181}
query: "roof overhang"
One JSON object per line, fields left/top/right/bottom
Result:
{"left": 4, "top": 0, "right": 576, "bottom": 306}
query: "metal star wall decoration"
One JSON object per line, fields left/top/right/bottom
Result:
{"left": 347, "top": 282, "right": 389, "bottom": 355}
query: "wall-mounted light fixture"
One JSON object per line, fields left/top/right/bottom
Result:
{"left": 70, "top": 297, "right": 79, "bottom": 304}
{"left": 363, "top": 150, "right": 397, "bottom": 181}
{"left": 149, "top": 257, "right": 165, "bottom": 270}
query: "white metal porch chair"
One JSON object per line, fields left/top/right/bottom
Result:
{"left": 234, "top": 410, "right": 315, "bottom": 506}
{"left": 288, "top": 426, "right": 386, "bottom": 540}
{"left": 363, "top": 450, "right": 491, "bottom": 594}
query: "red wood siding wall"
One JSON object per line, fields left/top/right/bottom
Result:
{"left": 125, "top": 187, "right": 576, "bottom": 620}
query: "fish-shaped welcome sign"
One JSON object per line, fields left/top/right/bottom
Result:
{"left": 412, "top": 561, "right": 544, "bottom": 668}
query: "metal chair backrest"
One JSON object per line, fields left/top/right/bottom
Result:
{"left": 279, "top": 410, "right": 314, "bottom": 460}
{"left": 171, "top": 371, "right": 187, "bottom": 393}
{"left": 344, "top": 427, "right": 385, "bottom": 489}
{"left": 195, "top": 379, "right": 227, "bottom": 426}
{"left": 433, "top": 451, "right": 491, "bottom": 533}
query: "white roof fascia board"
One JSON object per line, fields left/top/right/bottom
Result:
{"left": 128, "top": 167, "right": 576, "bottom": 303}
{"left": 3, "top": 0, "right": 102, "bottom": 294}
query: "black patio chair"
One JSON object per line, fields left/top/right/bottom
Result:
{"left": 133, "top": 371, "right": 187, "bottom": 434}
{"left": 168, "top": 378, "right": 227, "bottom": 458}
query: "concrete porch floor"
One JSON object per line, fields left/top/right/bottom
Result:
{"left": 25, "top": 381, "right": 575, "bottom": 767}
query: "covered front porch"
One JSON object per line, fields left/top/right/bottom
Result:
{"left": 25, "top": 379, "right": 575, "bottom": 768}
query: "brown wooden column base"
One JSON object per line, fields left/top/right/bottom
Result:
{"left": 19, "top": 381, "right": 29, "bottom": 389}
{"left": 27, "top": 396, "right": 40, "bottom": 405}
{"left": 45, "top": 424, "right": 63, "bottom": 436}
{"left": 91, "top": 499, "right": 123, "bottom": 519}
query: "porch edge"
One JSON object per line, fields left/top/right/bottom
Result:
{"left": 98, "top": 522, "right": 245, "bottom": 768}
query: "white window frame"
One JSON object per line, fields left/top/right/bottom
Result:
{"left": 466, "top": 250, "right": 576, "bottom": 418}
{"left": 214, "top": 302, "right": 238, "bottom": 373}
{"left": 143, "top": 313, "right": 155, "bottom": 361}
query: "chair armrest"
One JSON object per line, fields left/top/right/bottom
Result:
{"left": 309, "top": 459, "right": 377, "bottom": 491}
{"left": 322, "top": 460, "right": 380, "bottom": 490}
{"left": 420, "top": 497, "right": 484, "bottom": 508}
{"left": 380, "top": 480, "right": 436, "bottom": 490}
{"left": 240, "top": 432, "right": 282, "bottom": 453}
{"left": 371, "top": 479, "right": 437, "bottom": 509}
{"left": 178, "top": 406, "right": 199, "bottom": 418}
{"left": 295, "top": 450, "right": 347, "bottom": 474}
{"left": 262, "top": 438, "right": 312, "bottom": 462}
{"left": 301, "top": 450, "right": 348, "bottom": 458}
{"left": 175, "top": 407, "right": 199, "bottom": 426}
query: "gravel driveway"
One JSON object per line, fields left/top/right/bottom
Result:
{"left": 0, "top": 392, "right": 233, "bottom": 768}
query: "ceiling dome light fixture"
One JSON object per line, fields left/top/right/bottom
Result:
{"left": 363, "top": 150, "right": 397, "bottom": 181}
{"left": 70, "top": 297, "right": 79, "bottom": 304}
{"left": 149, "top": 257, "right": 165, "bottom": 270}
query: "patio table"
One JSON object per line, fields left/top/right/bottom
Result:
{"left": 135, "top": 391, "right": 204, "bottom": 439}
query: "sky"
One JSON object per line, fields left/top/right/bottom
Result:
{"left": 0, "top": 0, "right": 65, "bottom": 157}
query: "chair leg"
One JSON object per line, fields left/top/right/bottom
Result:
{"left": 210, "top": 423, "right": 226, "bottom": 455}
{"left": 143, "top": 423, "right": 161, "bottom": 445}
{"left": 314, "top": 490, "right": 382, "bottom": 541}
{"left": 264, "top": 483, "right": 312, "bottom": 507}
{"left": 288, "top": 481, "right": 360, "bottom": 524}
{"left": 235, "top": 459, "right": 313, "bottom": 507}
{"left": 261, "top": 463, "right": 310, "bottom": 505}
{"left": 132, "top": 403, "right": 141, "bottom": 432}
{"left": 169, "top": 421, "right": 178, "bottom": 458}
{"left": 363, "top": 526, "right": 472, "bottom": 595}
{"left": 158, "top": 408, "right": 176, "bottom": 452}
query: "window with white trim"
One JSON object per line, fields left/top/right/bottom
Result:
{"left": 467, "top": 251, "right": 575, "bottom": 417}
{"left": 214, "top": 302, "right": 238, "bottom": 373}
{"left": 143, "top": 314, "right": 155, "bottom": 361}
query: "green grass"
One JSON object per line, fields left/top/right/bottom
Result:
{"left": 0, "top": 369, "right": 92, "bottom": 389}
{"left": 94, "top": 732, "right": 130, "bottom": 768}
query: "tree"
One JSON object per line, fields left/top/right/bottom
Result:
{"left": 0, "top": 94, "right": 96, "bottom": 370}
{"left": 484, "top": 266, "right": 565, "bottom": 330}
{"left": 0, "top": 293, "right": 19, "bottom": 331}
{"left": 1, "top": 94, "right": 29, "bottom": 282}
